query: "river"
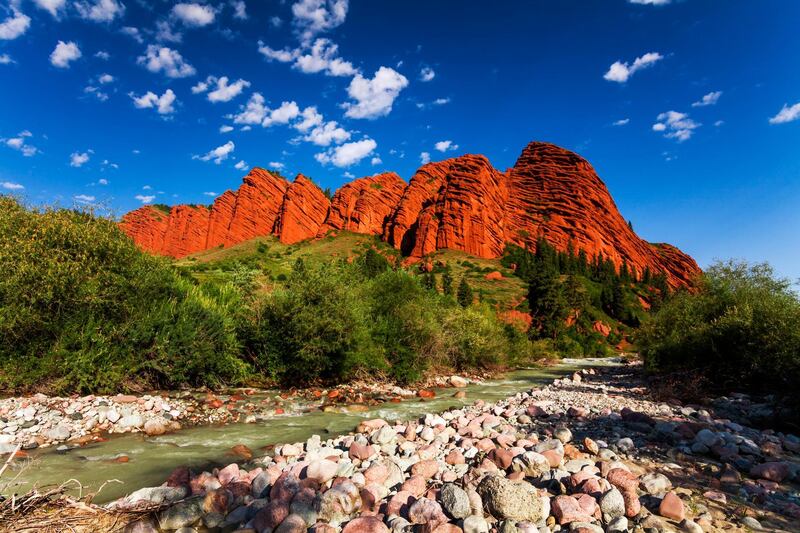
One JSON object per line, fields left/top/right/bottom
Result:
{"left": 3, "top": 361, "right": 607, "bottom": 504}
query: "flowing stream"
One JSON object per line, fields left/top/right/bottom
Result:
{"left": 3, "top": 361, "right": 608, "bottom": 504}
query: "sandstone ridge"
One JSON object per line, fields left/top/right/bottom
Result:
{"left": 120, "top": 141, "right": 700, "bottom": 288}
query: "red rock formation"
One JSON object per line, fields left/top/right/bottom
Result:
{"left": 408, "top": 155, "right": 508, "bottom": 258}
{"left": 161, "top": 204, "right": 211, "bottom": 258}
{"left": 504, "top": 142, "right": 698, "bottom": 288}
{"left": 120, "top": 206, "right": 169, "bottom": 255}
{"left": 206, "top": 190, "right": 238, "bottom": 249}
{"left": 275, "top": 174, "right": 331, "bottom": 245}
{"left": 319, "top": 172, "right": 406, "bottom": 236}
{"left": 223, "top": 168, "right": 288, "bottom": 247}
{"left": 382, "top": 161, "right": 452, "bottom": 253}
{"left": 119, "top": 141, "right": 700, "bottom": 288}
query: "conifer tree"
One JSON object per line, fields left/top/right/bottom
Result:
{"left": 442, "top": 268, "right": 454, "bottom": 296}
{"left": 457, "top": 277, "right": 473, "bottom": 307}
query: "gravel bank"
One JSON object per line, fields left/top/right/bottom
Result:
{"left": 95, "top": 363, "right": 800, "bottom": 533}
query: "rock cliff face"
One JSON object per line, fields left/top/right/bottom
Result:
{"left": 120, "top": 141, "right": 700, "bottom": 288}
{"left": 275, "top": 174, "right": 331, "bottom": 245}
{"left": 319, "top": 172, "right": 406, "bottom": 237}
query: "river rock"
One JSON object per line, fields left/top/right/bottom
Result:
{"left": 439, "top": 483, "right": 471, "bottom": 519}
{"left": 157, "top": 497, "right": 203, "bottom": 530}
{"left": 599, "top": 487, "right": 625, "bottom": 523}
{"left": 477, "top": 474, "right": 545, "bottom": 522}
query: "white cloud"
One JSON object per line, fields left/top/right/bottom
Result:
{"left": 195, "top": 141, "right": 235, "bottom": 164}
{"left": 142, "top": 185, "right": 152, "bottom": 190}
{"left": 370, "top": 156, "right": 381, "bottom": 165}
{"left": 294, "top": 106, "right": 323, "bottom": 132}
{"left": 652, "top": 110, "right": 700, "bottom": 142}
{"left": 235, "top": 160, "right": 248, "bottom": 170}
{"left": 692, "top": 91, "right": 722, "bottom": 107}
{"left": 70, "top": 151, "right": 91, "bottom": 167}
{"left": 130, "top": 89, "right": 177, "bottom": 115}
{"left": 84, "top": 85, "right": 109, "bottom": 101}
{"left": 0, "top": 54, "right": 13, "bottom": 64}
{"left": 604, "top": 52, "right": 663, "bottom": 83}
{"left": 50, "top": 41, "right": 82, "bottom": 68}
{"left": 768, "top": 102, "right": 800, "bottom": 125}
{"left": 315, "top": 138, "right": 376, "bottom": 167}
{"left": 714, "top": 120, "right": 725, "bottom": 127}
{"left": 433, "top": 97, "right": 450, "bottom": 105}
{"left": 220, "top": 125, "right": 234, "bottom": 133}
{"left": 343, "top": 67, "right": 409, "bottom": 119}
{"left": 172, "top": 3, "right": 215, "bottom": 27}
{"left": 629, "top": 0, "right": 671, "bottom": 4}
{"left": 1, "top": 181, "right": 24, "bottom": 190}
{"left": 0, "top": 10, "right": 31, "bottom": 40}
{"left": 434, "top": 140, "right": 458, "bottom": 152}
{"left": 203, "top": 191, "right": 217, "bottom": 197}
{"left": 155, "top": 20, "right": 182, "bottom": 43}
{"left": 120, "top": 26, "right": 143, "bottom": 43}
{"left": 304, "top": 121, "right": 350, "bottom": 146}
{"left": 3, "top": 131, "right": 38, "bottom": 157}
{"left": 98, "top": 178, "right": 108, "bottom": 185}
{"left": 75, "top": 0, "right": 125, "bottom": 23}
{"left": 268, "top": 161, "right": 285, "bottom": 170}
{"left": 193, "top": 76, "right": 251, "bottom": 102}
{"left": 263, "top": 101, "right": 300, "bottom": 127}
{"left": 231, "top": 0, "right": 247, "bottom": 20}
{"left": 137, "top": 45, "right": 195, "bottom": 78}
{"left": 98, "top": 73, "right": 114, "bottom": 84}
{"left": 291, "top": 0, "right": 348, "bottom": 43}
{"left": 135, "top": 194, "right": 155, "bottom": 203}
{"left": 258, "top": 37, "right": 356, "bottom": 77}
{"left": 269, "top": 16, "right": 282, "bottom": 27}
{"left": 95, "top": 50, "right": 110, "bottom": 60}
{"left": 232, "top": 92, "right": 267, "bottom": 124}
{"left": 33, "top": 0, "right": 66, "bottom": 17}
{"left": 73, "top": 194, "right": 96, "bottom": 204}
{"left": 420, "top": 151, "right": 431, "bottom": 164}
{"left": 613, "top": 118, "right": 630, "bottom": 126}
{"left": 419, "top": 66, "right": 435, "bottom": 82}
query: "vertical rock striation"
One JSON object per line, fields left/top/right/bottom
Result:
{"left": 120, "top": 141, "right": 700, "bottom": 288}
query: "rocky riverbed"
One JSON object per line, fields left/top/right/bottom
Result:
{"left": 0, "top": 376, "right": 479, "bottom": 454}
{"left": 93, "top": 364, "right": 800, "bottom": 533}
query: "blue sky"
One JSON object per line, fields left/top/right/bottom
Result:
{"left": 1, "top": 0, "right": 799, "bottom": 280}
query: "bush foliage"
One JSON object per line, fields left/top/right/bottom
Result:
{"left": 0, "top": 197, "right": 539, "bottom": 392}
{"left": 0, "top": 197, "right": 247, "bottom": 394}
{"left": 637, "top": 260, "right": 800, "bottom": 393}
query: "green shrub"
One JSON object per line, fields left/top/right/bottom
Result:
{"left": 638, "top": 260, "right": 800, "bottom": 393}
{"left": 0, "top": 197, "right": 248, "bottom": 393}
{"left": 243, "top": 261, "right": 379, "bottom": 383}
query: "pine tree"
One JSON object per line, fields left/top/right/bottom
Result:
{"left": 422, "top": 272, "right": 437, "bottom": 291}
{"left": 442, "top": 268, "right": 454, "bottom": 296}
{"left": 457, "top": 277, "right": 473, "bottom": 307}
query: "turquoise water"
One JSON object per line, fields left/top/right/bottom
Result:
{"left": 1, "top": 362, "right": 602, "bottom": 504}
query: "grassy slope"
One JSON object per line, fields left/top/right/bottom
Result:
{"left": 175, "top": 234, "right": 529, "bottom": 311}
{"left": 175, "top": 233, "right": 638, "bottom": 337}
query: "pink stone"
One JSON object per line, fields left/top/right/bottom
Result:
{"left": 606, "top": 468, "right": 639, "bottom": 493}
{"left": 342, "top": 516, "right": 389, "bottom": 533}
{"left": 349, "top": 442, "right": 376, "bottom": 461}
{"left": 253, "top": 500, "right": 290, "bottom": 531}
{"left": 411, "top": 460, "right": 439, "bottom": 479}
{"left": 364, "top": 463, "right": 389, "bottom": 485}
{"left": 659, "top": 491, "right": 685, "bottom": 521}
{"left": 218, "top": 463, "right": 240, "bottom": 485}
{"left": 552, "top": 495, "right": 591, "bottom": 525}
{"left": 386, "top": 490, "right": 416, "bottom": 517}
{"left": 445, "top": 450, "right": 465, "bottom": 465}
{"left": 401, "top": 475, "right": 428, "bottom": 497}
{"left": 750, "top": 461, "right": 790, "bottom": 483}
{"left": 622, "top": 489, "right": 641, "bottom": 518}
